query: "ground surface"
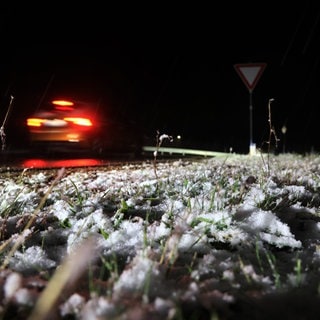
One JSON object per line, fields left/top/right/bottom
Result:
{"left": 0, "top": 153, "right": 320, "bottom": 319}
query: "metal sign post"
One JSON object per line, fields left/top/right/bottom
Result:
{"left": 234, "top": 63, "right": 266, "bottom": 155}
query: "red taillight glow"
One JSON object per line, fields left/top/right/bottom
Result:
{"left": 54, "top": 106, "right": 75, "bottom": 111}
{"left": 27, "top": 118, "right": 45, "bottom": 127}
{"left": 27, "top": 117, "right": 93, "bottom": 127}
{"left": 64, "top": 117, "right": 93, "bottom": 126}
{"left": 52, "top": 100, "right": 75, "bottom": 111}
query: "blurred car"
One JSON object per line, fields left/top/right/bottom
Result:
{"left": 26, "top": 99, "right": 143, "bottom": 156}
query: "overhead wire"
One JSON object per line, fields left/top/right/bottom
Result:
{"left": 280, "top": 4, "right": 307, "bottom": 67}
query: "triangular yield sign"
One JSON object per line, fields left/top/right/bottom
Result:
{"left": 234, "top": 63, "right": 267, "bottom": 92}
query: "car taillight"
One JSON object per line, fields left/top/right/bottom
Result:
{"left": 52, "top": 100, "right": 75, "bottom": 111}
{"left": 27, "top": 118, "right": 45, "bottom": 127}
{"left": 63, "top": 117, "right": 93, "bottom": 126}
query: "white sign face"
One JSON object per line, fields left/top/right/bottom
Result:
{"left": 234, "top": 63, "right": 266, "bottom": 92}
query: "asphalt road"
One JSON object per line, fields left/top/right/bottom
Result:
{"left": 0, "top": 148, "right": 144, "bottom": 169}
{"left": 0, "top": 148, "right": 199, "bottom": 170}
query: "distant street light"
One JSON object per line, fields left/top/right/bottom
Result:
{"left": 281, "top": 125, "right": 287, "bottom": 153}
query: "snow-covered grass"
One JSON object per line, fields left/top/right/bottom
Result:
{"left": 1, "top": 153, "right": 320, "bottom": 319}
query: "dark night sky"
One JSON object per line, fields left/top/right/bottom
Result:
{"left": 1, "top": 1, "right": 320, "bottom": 153}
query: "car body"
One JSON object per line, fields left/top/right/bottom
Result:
{"left": 26, "top": 99, "right": 143, "bottom": 156}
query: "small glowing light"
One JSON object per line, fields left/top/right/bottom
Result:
{"left": 27, "top": 118, "right": 44, "bottom": 127}
{"left": 52, "top": 100, "right": 74, "bottom": 106}
{"left": 64, "top": 117, "right": 93, "bottom": 126}
{"left": 67, "top": 133, "right": 80, "bottom": 142}
{"left": 52, "top": 100, "right": 75, "bottom": 111}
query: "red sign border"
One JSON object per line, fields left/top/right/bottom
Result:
{"left": 234, "top": 63, "right": 267, "bottom": 92}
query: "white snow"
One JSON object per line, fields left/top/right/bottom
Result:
{"left": 1, "top": 153, "right": 320, "bottom": 318}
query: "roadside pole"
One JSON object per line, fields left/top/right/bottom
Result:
{"left": 234, "top": 63, "right": 266, "bottom": 155}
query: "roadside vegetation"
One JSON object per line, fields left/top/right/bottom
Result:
{"left": 0, "top": 150, "right": 320, "bottom": 319}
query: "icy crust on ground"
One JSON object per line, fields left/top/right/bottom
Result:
{"left": 1, "top": 154, "right": 320, "bottom": 318}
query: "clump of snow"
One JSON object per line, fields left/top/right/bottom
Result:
{"left": 80, "top": 297, "right": 117, "bottom": 319}
{"left": 4, "top": 272, "right": 22, "bottom": 301}
{"left": 14, "top": 288, "right": 35, "bottom": 306}
{"left": 10, "top": 246, "right": 57, "bottom": 272}
{"left": 240, "top": 210, "right": 302, "bottom": 248}
{"left": 60, "top": 293, "right": 86, "bottom": 317}
{"left": 113, "top": 251, "right": 162, "bottom": 297}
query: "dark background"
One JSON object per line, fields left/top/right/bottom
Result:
{"left": 1, "top": 1, "right": 319, "bottom": 154}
